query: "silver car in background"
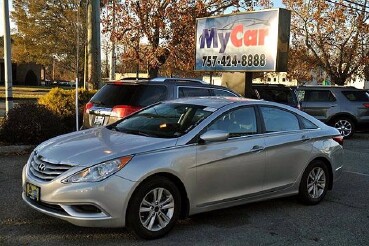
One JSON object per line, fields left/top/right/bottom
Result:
{"left": 22, "top": 97, "right": 344, "bottom": 239}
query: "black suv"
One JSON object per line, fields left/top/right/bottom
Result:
{"left": 251, "top": 84, "right": 300, "bottom": 109}
{"left": 297, "top": 86, "right": 369, "bottom": 138}
{"left": 82, "top": 77, "right": 240, "bottom": 129}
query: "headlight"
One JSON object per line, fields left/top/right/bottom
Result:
{"left": 62, "top": 156, "right": 132, "bottom": 183}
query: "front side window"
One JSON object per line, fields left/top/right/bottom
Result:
{"left": 208, "top": 107, "right": 257, "bottom": 137}
{"left": 303, "top": 90, "right": 336, "bottom": 102}
{"left": 113, "top": 103, "right": 213, "bottom": 138}
{"left": 261, "top": 106, "right": 300, "bottom": 132}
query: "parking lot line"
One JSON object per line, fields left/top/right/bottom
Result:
{"left": 343, "top": 170, "right": 369, "bottom": 177}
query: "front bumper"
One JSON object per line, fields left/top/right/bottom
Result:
{"left": 22, "top": 165, "right": 136, "bottom": 228}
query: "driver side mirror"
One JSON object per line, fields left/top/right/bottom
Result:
{"left": 199, "top": 130, "right": 229, "bottom": 144}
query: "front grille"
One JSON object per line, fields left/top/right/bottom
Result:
{"left": 29, "top": 152, "right": 74, "bottom": 182}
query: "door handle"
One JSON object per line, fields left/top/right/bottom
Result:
{"left": 250, "top": 145, "right": 265, "bottom": 153}
{"left": 301, "top": 135, "right": 311, "bottom": 142}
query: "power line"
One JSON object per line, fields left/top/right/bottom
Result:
{"left": 342, "top": 0, "right": 369, "bottom": 9}
{"left": 326, "top": 0, "right": 369, "bottom": 14}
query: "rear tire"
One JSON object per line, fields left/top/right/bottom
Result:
{"left": 299, "top": 160, "right": 329, "bottom": 205}
{"left": 127, "top": 177, "right": 181, "bottom": 239}
{"left": 331, "top": 117, "right": 355, "bottom": 138}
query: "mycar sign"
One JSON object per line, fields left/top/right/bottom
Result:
{"left": 195, "top": 8, "right": 291, "bottom": 72}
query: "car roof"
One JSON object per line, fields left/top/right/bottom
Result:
{"left": 297, "top": 86, "right": 360, "bottom": 91}
{"left": 163, "top": 96, "right": 259, "bottom": 109}
{"left": 252, "top": 83, "right": 289, "bottom": 88}
{"left": 106, "top": 77, "right": 237, "bottom": 90}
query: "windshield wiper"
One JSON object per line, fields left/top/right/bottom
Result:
{"left": 120, "top": 129, "right": 156, "bottom": 137}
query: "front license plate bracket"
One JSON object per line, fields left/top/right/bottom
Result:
{"left": 26, "top": 182, "right": 40, "bottom": 202}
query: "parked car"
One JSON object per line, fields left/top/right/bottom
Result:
{"left": 297, "top": 86, "right": 369, "bottom": 138}
{"left": 251, "top": 84, "right": 300, "bottom": 109}
{"left": 23, "top": 97, "right": 343, "bottom": 239}
{"left": 82, "top": 77, "right": 240, "bottom": 129}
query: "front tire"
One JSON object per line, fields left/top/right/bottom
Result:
{"left": 127, "top": 177, "right": 181, "bottom": 239}
{"left": 299, "top": 160, "right": 329, "bottom": 205}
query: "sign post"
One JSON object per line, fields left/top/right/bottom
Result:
{"left": 195, "top": 9, "right": 291, "bottom": 97}
{"left": 2, "top": 0, "right": 13, "bottom": 112}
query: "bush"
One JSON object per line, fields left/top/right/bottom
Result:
{"left": 38, "top": 88, "right": 96, "bottom": 131}
{"left": 0, "top": 103, "right": 67, "bottom": 145}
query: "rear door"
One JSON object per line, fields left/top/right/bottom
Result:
{"left": 259, "top": 106, "right": 314, "bottom": 191}
{"left": 298, "top": 89, "right": 338, "bottom": 122}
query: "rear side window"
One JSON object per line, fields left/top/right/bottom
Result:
{"left": 91, "top": 84, "right": 167, "bottom": 107}
{"left": 302, "top": 90, "right": 336, "bottom": 102}
{"left": 342, "top": 91, "right": 369, "bottom": 101}
{"left": 261, "top": 106, "right": 300, "bottom": 132}
{"left": 300, "top": 117, "right": 318, "bottom": 129}
{"left": 178, "top": 87, "right": 211, "bottom": 98}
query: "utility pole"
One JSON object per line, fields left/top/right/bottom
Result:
{"left": 109, "top": 0, "right": 116, "bottom": 81}
{"left": 87, "top": 0, "right": 101, "bottom": 90}
{"left": 2, "top": 0, "right": 13, "bottom": 112}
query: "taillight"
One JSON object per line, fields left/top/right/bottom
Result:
{"left": 363, "top": 103, "right": 369, "bottom": 108}
{"left": 84, "top": 102, "right": 93, "bottom": 113}
{"left": 333, "top": 135, "right": 344, "bottom": 146}
{"left": 111, "top": 105, "right": 141, "bottom": 118}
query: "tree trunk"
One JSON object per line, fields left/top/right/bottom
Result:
{"left": 148, "top": 66, "right": 159, "bottom": 78}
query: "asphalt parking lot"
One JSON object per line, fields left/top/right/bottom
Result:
{"left": 1, "top": 133, "right": 369, "bottom": 246}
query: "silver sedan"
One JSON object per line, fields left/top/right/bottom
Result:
{"left": 22, "top": 97, "right": 344, "bottom": 239}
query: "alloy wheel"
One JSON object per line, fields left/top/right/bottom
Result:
{"left": 139, "top": 187, "right": 175, "bottom": 232}
{"left": 334, "top": 119, "right": 352, "bottom": 137}
{"left": 307, "top": 167, "right": 326, "bottom": 199}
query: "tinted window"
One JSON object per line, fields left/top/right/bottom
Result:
{"left": 303, "top": 90, "right": 336, "bottom": 102}
{"left": 261, "top": 107, "right": 300, "bottom": 132}
{"left": 114, "top": 103, "right": 213, "bottom": 138}
{"left": 91, "top": 84, "right": 167, "bottom": 107}
{"left": 208, "top": 107, "right": 257, "bottom": 137}
{"left": 255, "top": 88, "right": 297, "bottom": 105}
{"left": 300, "top": 117, "right": 318, "bottom": 129}
{"left": 342, "top": 91, "right": 369, "bottom": 102}
{"left": 178, "top": 87, "right": 211, "bottom": 98}
{"left": 213, "top": 89, "right": 237, "bottom": 97}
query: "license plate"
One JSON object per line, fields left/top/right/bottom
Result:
{"left": 94, "top": 115, "right": 105, "bottom": 126}
{"left": 26, "top": 182, "right": 40, "bottom": 202}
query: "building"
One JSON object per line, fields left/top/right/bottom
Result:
{"left": 0, "top": 59, "right": 42, "bottom": 86}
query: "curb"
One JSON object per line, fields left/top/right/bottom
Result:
{"left": 0, "top": 145, "right": 34, "bottom": 156}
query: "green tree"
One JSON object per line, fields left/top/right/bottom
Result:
{"left": 283, "top": 0, "right": 369, "bottom": 85}
{"left": 11, "top": 0, "right": 87, "bottom": 81}
{"left": 102, "top": 0, "right": 271, "bottom": 78}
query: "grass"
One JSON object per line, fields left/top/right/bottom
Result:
{"left": 0, "top": 85, "right": 74, "bottom": 100}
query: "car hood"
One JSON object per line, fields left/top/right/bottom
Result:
{"left": 34, "top": 127, "right": 178, "bottom": 167}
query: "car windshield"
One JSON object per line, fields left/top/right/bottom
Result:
{"left": 110, "top": 103, "right": 214, "bottom": 138}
